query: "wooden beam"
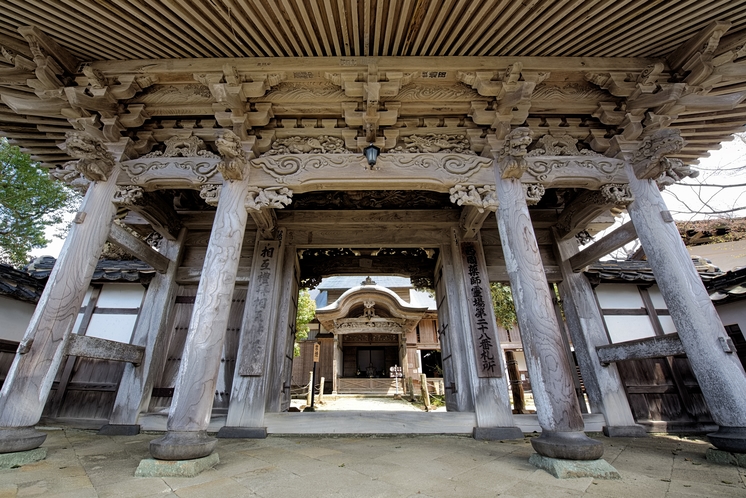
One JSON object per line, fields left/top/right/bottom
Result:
{"left": 569, "top": 221, "right": 638, "bottom": 272}
{"left": 596, "top": 333, "right": 685, "bottom": 366}
{"left": 66, "top": 335, "right": 145, "bottom": 365}
{"left": 107, "top": 223, "right": 170, "bottom": 273}
{"left": 554, "top": 190, "right": 617, "bottom": 241}
{"left": 459, "top": 205, "right": 492, "bottom": 240}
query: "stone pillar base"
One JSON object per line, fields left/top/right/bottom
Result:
{"left": 707, "top": 427, "right": 746, "bottom": 454}
{"left": 472, "top": 427, "right": 524, "bottom": 441}
{"left": 603, "top": 425, "right": 648, "bottom": 438}
{"left": 0, "top": 428, "right": 47, "bottom": 454}
{"left": 529, "top": 453, "right": 620, "bottom": 479}
{"left": 149, "top": 431, "right": 216, "bottom": 461}
{"left": 0, "top": 447, "right": 47, "bottom": 469}
{"left": 216, "top": 426, "right": 267, "bottom": 439}
{"left": 530, "top": 431, "right": 604, "bottom": 460}
{"left": 98, "top": 424, "right": 140, "bottom": 436}
{"left": 705, "top": 448, "right": 746, "bottom": 467}
{"left": 135, "top": 453, "right": 219, "bottom": 477}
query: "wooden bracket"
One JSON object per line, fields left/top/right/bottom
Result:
{"left": 107, "top": 223, "right": 171, "bottom": 273}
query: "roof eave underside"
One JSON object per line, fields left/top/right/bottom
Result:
{"left": 3, "top": 1, "right": 746, "bottom": 167}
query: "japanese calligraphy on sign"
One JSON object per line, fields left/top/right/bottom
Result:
{"left": 238, "top": 239, "right": 281, "bottom": 376}
{"left": 461, "top": 242, "right": 502, "bottom": 378}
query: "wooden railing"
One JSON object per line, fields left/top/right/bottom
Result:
{"left": 337, "top": 378, "right": 401, "bottom": 394}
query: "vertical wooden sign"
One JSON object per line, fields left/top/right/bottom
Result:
{"left": 238, "top": 239, "right": 281, "bottom": 376}
{"left": 460, "top": 241, "right": 503, "bottom": 378}
{"left": 313, "top": 342, "right": 320, "bottom": 363}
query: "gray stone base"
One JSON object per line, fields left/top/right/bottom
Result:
{"left": 149, "top": 431, "right": 217, "bottom": 460}
{"left": 216, "top": 426, "right": 267, "bottom": 439}
{"left": 473, "top": 426, "right": 524, "bottom": 441}
{"left": 98, "top": 424, "right": 140, "bottom": 436}
{"left": 0, "top": 427, "right": 47, "bottom": 454}
{"left": 707, "top": 426, "right": 746, "bottom": 454}
{"left": 135, "top": 453, "right": 219, "bottom": 477}
{"left": 705, "top": 448, "right": 746, "bottom": 467}
{"left": 531, "top": 431, "right": 604, "bottom": 460}
{"left": 529, "top": 453, "right": 621, "bottom": 479}
{"left": 603, "top": 425, "right": 648, "bottom": 438}
{"left": 0, "top": 447, "right": 47, "bottom": 469}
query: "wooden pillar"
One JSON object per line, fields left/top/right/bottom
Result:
{"left": 435, "top": 246, "right": 475, "bottom": 413}
{"left": 102, "top": 228, "right": 187, "bottom": 435}
{"left": 451, "top": 230, "right": 522, "bottom": 440}
{"left": 332, "top": 335, "right": 339, "bottom": 395}
{"left": 0, "top": 162, "right": 120, "bottom": 453}
{"left": 149, "top": 178, "right": 249, "bottom": 460}
{"left": 218, "top": 232, "right": 286, "bottom": 438}
{"left": 505, "top": 350, "right": 526, "bottom": 414}
{"left": 264, "top": 242, "right": 298, "bottom": 414}
{"left": 553, "top": 234, "right": 646, "bottom": 437}
{"left": 494, "top": 128, "right": 602, "bottom": 460}
{"left": 623, "top": 142, "right": 746, "bottom": 453}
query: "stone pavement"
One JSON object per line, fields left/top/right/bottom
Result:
{"left": 0, "top": 428, "right": 744, "bottom": 497}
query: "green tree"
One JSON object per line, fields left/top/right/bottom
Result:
{"left": 294, "top": 288, "right": 316, "bottom": 356}
{"left": 490, "top": 282, "right": 517, "bottom": 329}
{"left": 0, "top": 138, "right": 79, "bottom": 267}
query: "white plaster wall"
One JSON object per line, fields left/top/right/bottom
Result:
{"left": 716, "top": 301, "right": 746, "bottom": 339}
{"left": 86, "top": 314, "right": 139, "bottom": 343}
{"left": 0, "top": 295, "right": 36, "bottom": 342}
{"left": 96, "top": 283, "right": 144, "bottom": 308}
{"left": 603, "top": 316, "right": 657, "bottom": 343}
{"left": 658, "top": 315, "right": 678, "bottom": 334}
{"left": 648, "top": 286, "right": 667, "bottom": 309}
{"left": 596, "top": 284, "right": 644, "bottom": 308}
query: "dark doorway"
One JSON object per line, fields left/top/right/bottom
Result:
{"left": 420, "top": 349, "right": 442, "bottom": 378}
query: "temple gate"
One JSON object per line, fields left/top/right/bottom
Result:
{"left": 2, "top": 4, "right": 746, "bottom": 474}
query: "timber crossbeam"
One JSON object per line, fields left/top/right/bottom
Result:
{"left": 596, "top": 333, "right": 685, "bottom": 365}
{"left": 66, "top": 335, "right": 145, "bottom": 365}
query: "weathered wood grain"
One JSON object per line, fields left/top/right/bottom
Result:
{"left": 166, "top": 179, "right": 250, "bottom": 433}
{"left": 625, "top": 162, "right": 746, "bottom": 428}
{"left": 451, "top": 231, "right": 516, "bottom": 429}
{"left": 66, "top": 335, "right": 144, "bottom": 364}
{"left": 108, "top": 229, "right": 187, "bottom": 426}
{"left": 553, "top": 232, "right": 640, "bottom": 429}
{"left": 434, "top": 248, "right": 475, "bottom": 413}
{"left": 265, "top": 248, "right": 299, "bottom": 413}
{"left": 0, "top": 167, "right": 120, "bottom": 427}
{"left": 107, "top": 223, "right": 171, "bottom": 273}
{"left": 225, "top": 232, "right": 287, "bottom": 428}
{"left": 495, "top": 172, "right": 584, "bottom": 433}
{"left": 596, "top": 334, "right": 686, "bottom": 365}
{"left": 569, "top": 221, "right": 638, "bottom": 272}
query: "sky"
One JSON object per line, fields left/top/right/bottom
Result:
{"left": 29, "top": 135, "right": 746, "bottom": 261}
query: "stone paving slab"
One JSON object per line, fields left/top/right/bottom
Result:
{"left": 0, "top": 429, "right": 744, "bottom": 496}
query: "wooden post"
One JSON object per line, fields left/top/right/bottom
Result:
{"left": 553, "top": 233, "right": 646, "bottom": 437}
{"left": 102, "top": 228, "right": 187, "bottom": 435}
{"left": 624, "top": 153, "right": 746, "bottom": 453}
{"left": 265, "top": 246, "right": 299, "bottom": 413}
{"left": 451, "top": 231, "right": 520, "bottom": 440}
{"left": 434, "top": 252, "right": 471, "bottom": 412}
{"left": 407, "top": 377, "right": 415, "bottom": 402}
{"left": 505, "top": 350, "right": 526, "bottom": 414}
{"left": 220, "top": 233, "right": 286, "bottom": 436}
{"left": 0, "top": 163, "right": 120, "bottom": 454}
{"left": 494, "top": 128, "right": 602, "bottom": 460}
{"left": 318, "top": 377, "right": 325, "bottom": 403}
{"left": 420, "top": 374, "right": 431, "bottom": 411}
{"left": 149, "top": 177, "right": 249, "bottom": 461}
{"left": 306, "top": 371, "right": 313, "bottom": 406}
